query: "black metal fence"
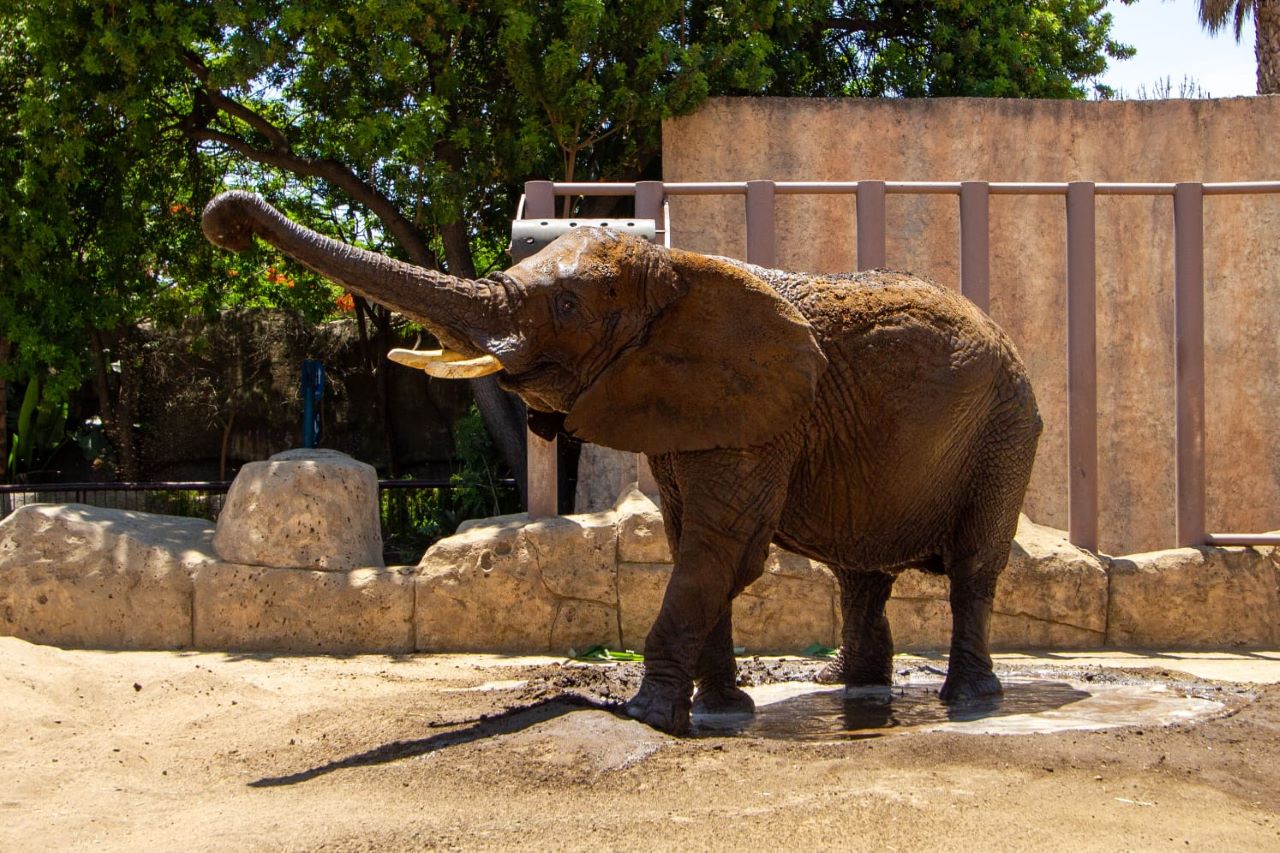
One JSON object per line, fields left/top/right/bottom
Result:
{"left": 0, "top": 478, "right": 518, "bottom": 564}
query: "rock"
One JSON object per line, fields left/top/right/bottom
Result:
{"left": 192, "top": 564, "right": 414, "bottom": 653}
{"left": 619, "top": 550, "right": 839, "bottom": 655}
{"left": 880, "top": 515, "right": 1110, "bottom": 651}
{"left": 617, "top": 562, "right": 670, "bottom": 651}
{"left": 574, "top": 445, "right": 641, "bottom": 513}
{"left": 885, "top": 594, "right": 953, "bottom": 652}
{"left": 615, "top": 486, "right": 672, "bottom": 563}
{"left": 885, "top": 568, "right": 952, "bottom": 651}
{"left": 994, "top": 516, "right": 1110, "bottom": 647}
{"left": 213, "top": 448, "right": 383, "bottom": 571}
{"left": 0, "top": 504, "right": 214, "bottom": 649}
{"left": 1107, "top": 544, "right": 1280, "bottom": 648}
{"left": 415, "top": 510, "right": 621, "bottom": 654}
{"left": 735, "top": 549, "right": 838, "bottom": 654}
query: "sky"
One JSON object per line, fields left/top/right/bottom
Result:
{"left": 1097, "top": 0, "right": 1258, "bottom": 97}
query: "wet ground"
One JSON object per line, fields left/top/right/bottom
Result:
{"left": 2, "top": 637, "right": 1278, "bottom": 850}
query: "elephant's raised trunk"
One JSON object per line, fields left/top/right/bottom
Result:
{"left": 201, "top": 191, "right": 510, "bottom": 373}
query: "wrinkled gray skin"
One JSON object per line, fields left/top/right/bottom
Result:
{"left": 202, "top": 191, "right": 1042, "bottom": 735}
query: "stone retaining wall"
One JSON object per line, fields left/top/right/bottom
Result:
{"left": 2, "top": 487, "right": 1277, "bottom": 656}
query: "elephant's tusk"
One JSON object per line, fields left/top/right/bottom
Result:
{"left": 387, "top": 348, "right": 504, "bottom": 379}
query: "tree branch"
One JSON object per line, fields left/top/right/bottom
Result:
{"left": 181, "top": 53, "right": 440, "bottom": 269}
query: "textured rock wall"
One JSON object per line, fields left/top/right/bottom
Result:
{"left": 4, "top": 488, "right": 1276, "bottom": 655}
{"left": 663, "top": 97, "right": 1280, "bottom": 556}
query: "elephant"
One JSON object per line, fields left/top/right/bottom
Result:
{"left": 201, "top": 190, "right": 1042, "bottom": 735}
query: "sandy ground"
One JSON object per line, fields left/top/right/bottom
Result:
{"left": 2, "top": 637, "right": 1278, "bottom": 852}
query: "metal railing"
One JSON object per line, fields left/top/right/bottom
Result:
{"left": 516, "top": 178, "right": 1280, "bottom": 550}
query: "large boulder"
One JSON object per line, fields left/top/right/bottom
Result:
{"left": 193, "top": 564, "right": 414, "bottom": 653}
{"left": 880, "top": 516, "right": 1110, "bottom": 651}
{"left": 0, "top": 504, "right": 214, "bottom": 648}
{"left": 1107, "top": 544, "right": 1280, "bottom": 647}
{"left": 616, "top": 486, "right": 840, "bottom": 652}
{"left": 416, "top": 509, "right": 621, "bottom": 654}
{"left": 213, "top": 448, "right": 383, "bottom": 571}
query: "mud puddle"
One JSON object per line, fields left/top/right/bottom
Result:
{"left": 694, "top": 677, "right": 1228, "bottom": 740}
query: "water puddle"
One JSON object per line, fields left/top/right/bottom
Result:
{"left": 694, "top": 678, "right": 1226, "bottom": 739}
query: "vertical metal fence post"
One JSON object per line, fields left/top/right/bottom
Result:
{"left": 959, "top": 181, "right": 990, "bottom": 312}
{"left": 1174, "top": 182, "right": 1206, "bottom": 547}
{"left": 522, "top": 180, "right": 559, "bottom": 518}
{"left": 524, "top": 180, "right": 555, "bottom": 222}
{"left": 1066, "top": 182, "right": 1099, "bottom": 551}
{"left": 745, "top": 180, "right": 776, "bottom": 267}
{"left": 634, "top": 180, "right": 665, "bottom": 497}
{"left": 855, "top": 180, "right": 886, "bottom": 270}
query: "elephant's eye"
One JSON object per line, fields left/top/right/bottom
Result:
{"left": 556, "top": 292, "right": 580, "bottom": 318}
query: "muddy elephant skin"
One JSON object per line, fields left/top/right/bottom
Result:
{"left": 202, "top": 191, "right": 1042, "bottom": 734}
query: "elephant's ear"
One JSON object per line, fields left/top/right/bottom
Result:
{"left": 564, "top": 251, "right": 827, "bottom": 454}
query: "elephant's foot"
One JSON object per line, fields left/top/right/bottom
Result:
{"left": 624, "top": 679, "right": 692, "bottom": 735}
{"left": 939, "top": 668, "right": 1002, "bottom": 702}
{"left": 692, "top": 684, "right": 755, "bottom": 716}
{"left": 814, "top": 651, "right": 892, "bottom": 688}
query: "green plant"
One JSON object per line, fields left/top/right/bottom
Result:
{"left": 378, "top": 405, "right": 519, "bottom": 563}
{"left": 7, "top": 374, "right": 69, "bottom": 479}
{"left": 449, "top": 404, "right": 520, "bottom": 520}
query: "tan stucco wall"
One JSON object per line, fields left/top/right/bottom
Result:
{"left": 663, "top": 97, "right": 1280, "bottom": 555}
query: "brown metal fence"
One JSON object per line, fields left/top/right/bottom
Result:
{"left": 516, "top": 178, "right": 1280, "bottom": 551}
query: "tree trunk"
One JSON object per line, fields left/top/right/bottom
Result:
{"left": 1258, "top": 0, "right": 1280, "bottom": 94}
{"left": 219, "top": 408, "right": 236, "bottom": 481}
{"left": 89, "top": 329, "right": 140, "bottom": 481}
{"left": 373, "top": 307, "right": 400, "bottom": 477}
{"left": 471, "top": 375, "right": 528, "bottom": 500}
{"left": 438, "top": 216, "right": 528, "bottom": 492}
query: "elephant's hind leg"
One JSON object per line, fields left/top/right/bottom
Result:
{"left": 940, "top": 409, "right": 1038, "bottom": 701}
{"left": 816, "top": 570, "right": 896, "bottom": 686}
{"left": 691, "top": 610, "right": 755, "bottom": 716}
{"left": 939, "top": 550, "right": 1003, "bottom": 701}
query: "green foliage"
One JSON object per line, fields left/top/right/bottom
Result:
{"left": 380, "top": 405, "right": 520, "bottom": 562}
{"left": 450, "top": 404, "right": 521, "bottom": 518}
{"left": 766, "top": 0, "right": 1137, "bottom": 99}
{"left": 1, "top": 0, "right": 1137, "bottom": 481}
{"left": 7, "top": 375, "right": 69, "bottom": 477}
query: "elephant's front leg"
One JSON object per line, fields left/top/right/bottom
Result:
{"left": 691, "top": 610, "right": 755, "bottom": 716}
{"left": 624, "top": 448, "right": 791, "bottom": 735}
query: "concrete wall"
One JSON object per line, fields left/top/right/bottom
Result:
{"left": 663, "top": 97, "right": 1280, "bottom": 555}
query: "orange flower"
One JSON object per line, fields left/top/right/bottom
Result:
{"left": 227, "top": 268, "right": 239, "bottom": 278}
{"left": 169, "top": 203, "right": 191, "bottom": 215}
{"left": 335, "top": 292, "right": 355, "bottom": 312}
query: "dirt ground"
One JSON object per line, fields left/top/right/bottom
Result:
{"left": 2, "top": 637, "right": 1278, "bottom": 851}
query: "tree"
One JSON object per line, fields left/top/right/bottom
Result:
{"left": 0, "top": 3, "right": 346, "bottom": 480}
{"left": 2, "top": 0, "right": 1137, "bottom": 485}
{"left": 760, "top": 0, "right": 1137, "bottom": 98}
{"left": 1198, "top": 0, "right": 1279, "bottom": 94}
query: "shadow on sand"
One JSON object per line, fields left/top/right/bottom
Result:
{"left": 249, "top": 694, "right": 618, "bottom": 788}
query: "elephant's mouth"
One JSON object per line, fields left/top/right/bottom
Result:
{"left": 387, "top": 348, "right": 504, "bottom": 379}
{"left": 497, "top": 358, "right": 572, "bottom": 412}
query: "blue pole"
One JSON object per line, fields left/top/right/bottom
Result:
{"left": 300, "top": 359, "right": 325, "bottom": 448}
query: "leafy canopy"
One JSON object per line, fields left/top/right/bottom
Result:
{"left": 0, "top": 0, "right": 1135, "bottom": 477}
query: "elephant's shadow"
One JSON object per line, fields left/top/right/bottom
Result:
{"left": 247, "top": 682, "right": 1091, "bottom": 787}
{"left": 248, "top": 694, "right": 614, "bottom": 788}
